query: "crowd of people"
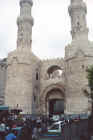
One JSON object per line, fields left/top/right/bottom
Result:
{"left": 0, "top": 113, "right": 90, "bottom": 140}
{"left": 0, "top": 114, "right": 48, "bottom": 140}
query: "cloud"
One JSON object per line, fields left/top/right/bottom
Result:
{"left": 0, "top": 0, "right": 93, "bottom": 59}
{"left": 32, "top": 0, "right": 71, "bottom": 59}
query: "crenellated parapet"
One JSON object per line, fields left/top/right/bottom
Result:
{"left": 42, "top": 57, "right": 64, "bottom": 67}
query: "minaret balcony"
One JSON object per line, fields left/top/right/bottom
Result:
{"left": 17, "top": 16, "right": 34, "bottom": 26}
{"left": 68, "top": 2, "right": 87, "bottom": 16}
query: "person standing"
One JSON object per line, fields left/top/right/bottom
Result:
{"left": 5, "top": 130, "right": 16, "bottom": 140}
{"left": 0, "top": 120, "right": 6, "bottom": 140}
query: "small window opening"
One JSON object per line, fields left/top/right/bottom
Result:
{"left": 77, "top": 21, "right": 80, "bottom": 26}
{"left": 36, "top": 72, "right": 39, "bottom": 80}
{"left": 82, "top": 65, "right": 84, "bottom": 69}
{"left": 34, "top": 95, "right": 36, "bottom": 102}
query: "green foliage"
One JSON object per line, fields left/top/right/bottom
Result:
{"left": 87, "top": 65, "right": 93, "bottom": 114}
{"left": 87, "top": 65, "right": 93, "bottom": 91}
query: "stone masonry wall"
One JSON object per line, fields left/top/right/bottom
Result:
{"left": 0, "top": 59, "right": 7, "bottom": 105}
{"left": 5, "top": 49, "right": 40, "bottom": 114}
{"left": 65, "top": 43, "right": 93, "bottom": 114}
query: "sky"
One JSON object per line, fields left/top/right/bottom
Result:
{"left": 0, "top": 0, "right": 93, "bottom": 59}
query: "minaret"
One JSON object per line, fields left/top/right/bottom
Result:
{"left": 65, "top": 0, "right": 91, "bottom": 115}
{"left": 68, "top": 0, "right": 89, "bottom": 41}
{"left": 5, "top": 0, "right": 36, "bottom": 114}
{"left": 17, "top": 0, "right": 33, "bottom": 49}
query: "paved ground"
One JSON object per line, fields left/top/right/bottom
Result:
{"left": 39, "top": 136, "right": 63, "bottom": 140}
{"left": 39, "top": 133, "right": 63, "bottom": 140}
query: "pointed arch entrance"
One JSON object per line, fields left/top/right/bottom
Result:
{"left": 41, "top": 84, "right": 65, "bottom": 116}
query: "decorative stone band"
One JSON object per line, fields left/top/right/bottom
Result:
{"left": 71, "top": 27, "right": 89, "bottom": 36}
{"left": 20, "top": 0, "right": 33, "bottom": 6}
{"left": 17, "top": 16, "right": 34, "bottom": 26}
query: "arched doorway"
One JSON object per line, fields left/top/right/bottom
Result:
{"left": 48, "top": 99, "right": 64, "bottom": 116}
{"left": 45, "top": 88, "right": 65, "bottom": 117}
